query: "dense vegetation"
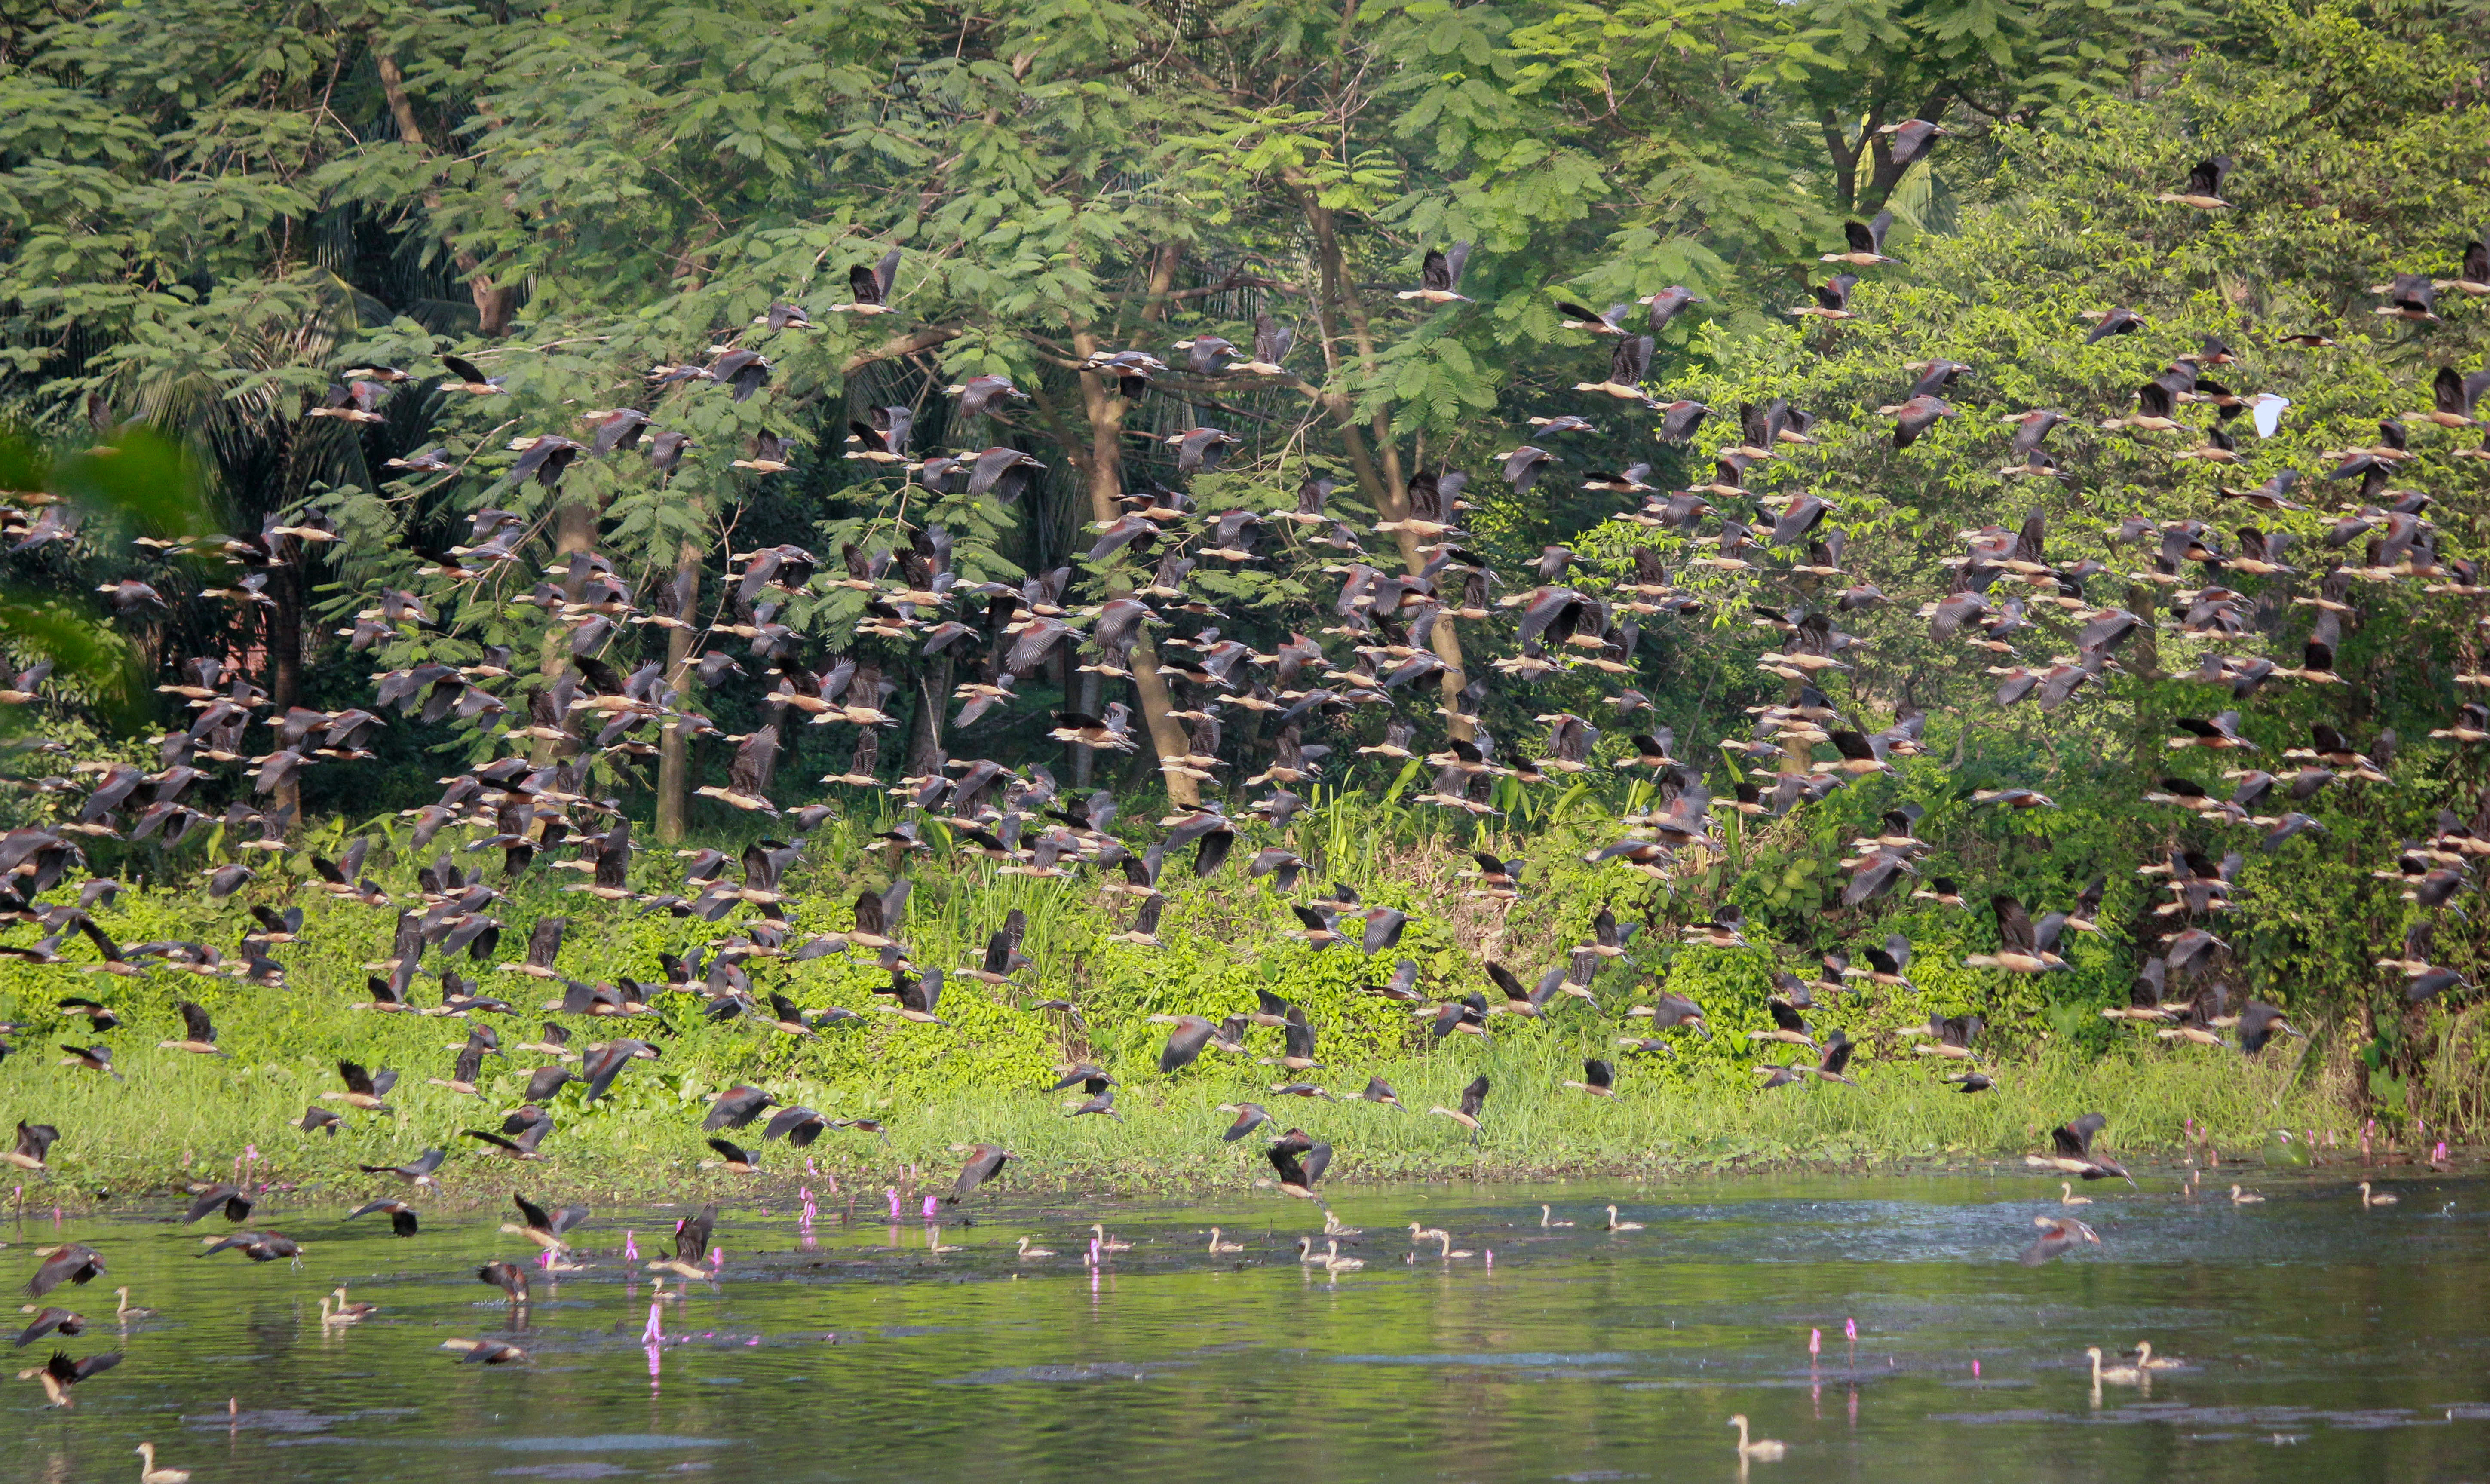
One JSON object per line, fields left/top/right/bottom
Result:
{"left": 0, "top": 0, "right": 2484, "bottom": 1199}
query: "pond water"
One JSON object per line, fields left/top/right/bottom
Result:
{"left": 7, "top": 1169, "right": 2487, "bottom": 1483}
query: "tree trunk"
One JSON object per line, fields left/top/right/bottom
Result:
{"left": 1819, "top": 107, "right": 1874, "bottom": 212}
{"left": 267, "top": 563, "right": 303, "bottom": 837}
{"left": 531, "top": 498, "right": 598, "bottom": 765}
{"left": 1291, "top": 177, "right": 1473, "bottom": 738}
{"left": 267, "top": 559, "right": 303, "bottom": 715}
{"left": 1069, "top": 329, "right": 1198, "bottom": 806}
{"left": 654, "top": 535, "right": 701, "bottom": 845}
{"left": 375, "top": 52, "right": 515, "bottom": 335}
{"left": 1859, "top": 93, "right": 1953, "bottom": 212}
{"left": 2124, "top": 581, "right": 2161, "bottom": 773}
{"left": 906, "top": 659, "right": 951, "bottom": 779}
{"left": 1070, "top": 667, "right": 1102, "bottom": 787}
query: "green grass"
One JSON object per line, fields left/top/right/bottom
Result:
{"left": 2, "top": 980, "right": 2355, "bottom": 1208}
{"left": 0, "top": 791, "right": 2377, "bottom": 1208}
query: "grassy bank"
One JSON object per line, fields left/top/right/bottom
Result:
{"left": 1, "top": 979, "right": 2361, "bottom": 1206}
{"left": 0, "top": 793, "right": 2383, "bottom": 1206}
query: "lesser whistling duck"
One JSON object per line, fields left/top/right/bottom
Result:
{"left": 1207, "top": 1228, "right": 1245, "bottom": 1255}
{"left": 1428, "top": 1076, "right": 1490, "bottom": 1144}
{"left": 319, "top": 1288, "right": 377, "bottom": 1326}
{"left": 1266, "top": 1129, "right": 1330, "bottom": 1200}
{"left": 2086, "top": 1346, "right": 2143, "bottom": 1385}
{"left": 2358, "top": 1181, "right": 2398, "bottom": 1208}
{"left": 2134, "top": 1341, "right": 2184, "bottom": 1371}
{"left": 2025, "top": 1113, "right": 2135, "bottom": 1187}
{"left": 135, "top": 1443, "right": 191, "bottom": 1484}
{"left": 441, "top": 1337, "right": 528, "bottom": 1364}
{"left": 1604, "top": 1205, "right": 1644, "bottom": 1231}
{"left": 647, "top": 1204, "right": 718, "bottom": 1279}
{"left": 19, "top": 1348, "right": 119, "bottom": 1406}
{"left": 1728, "top": 1415, "right": 1786, "bottom": 1460}
{"left": 2020, "top": 1216, "right": 2101, "bottom": 1266}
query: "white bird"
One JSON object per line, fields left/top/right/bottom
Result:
{"left": 2251, "top": 392, "right": 2291, "bottom": 438}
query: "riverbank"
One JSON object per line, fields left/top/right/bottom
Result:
{"left": 0, "top": 818, "right": 2388, "bottom": 1209}
{"left": 4, "top": 1025, "right": 2370, "bottom": 1207}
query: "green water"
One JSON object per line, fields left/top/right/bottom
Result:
{"left": 6, "top": 1171, "right": 2487, "bottom": 1482}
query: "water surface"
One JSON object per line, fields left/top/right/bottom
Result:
{"left": 8, "top": 1170, "right": 2487, "bottom": 1482}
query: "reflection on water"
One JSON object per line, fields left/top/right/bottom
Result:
{"left": 6, "top": 1171, "right": 2487, "bottom": 1482}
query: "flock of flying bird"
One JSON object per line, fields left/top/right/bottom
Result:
{"left": 0, "top": 131, "right": 2481, "bottom": 1422}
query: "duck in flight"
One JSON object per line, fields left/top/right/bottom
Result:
{"left": 1398, "top": 243, "right": 1473, "bottom": 304}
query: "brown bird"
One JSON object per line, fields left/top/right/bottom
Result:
{"left": 948, "top": 1144, "right": 1014, "bottom": 1203}
{"left": 2024, "top": 1113, "right": 2134, "bottom": 1186}
{"left": 646, "top": 1204, "right": 718, "bottom": 1279}
{"left": 24, "top": 1243, "right": 104, "bottom": 1297}
{"left": 2019, "top": 1215, "right": 2101, "bottom": 1266}
{"left": 1427, "top": 1076, "right": 1491, "bottom": 1144}
{"left": 1266, "top": 1128, "right": 1332, "bottom": 1199}
{"left": 347, "top": 1198, "right": 421, "bottom": 1237}
{"left": 17, "top": 1348, "right": 120, "bottom": 1406}
{"left": 442, "top": 1337, "right": 529, "bottom": 1364}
